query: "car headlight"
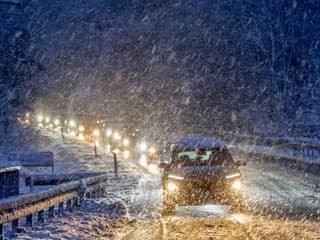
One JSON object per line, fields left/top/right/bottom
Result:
{"left": 231, "top": 180, "right": 242, "bottom": 191}
{"left": 123, "top": 138, "right": 130, "bottom": 146}
{"left": 93, "top": 129, "right": 100, "bottom": 137}
{"left": 37, "top": 115, "right": 44, "bottom": 122}
{"left": 123, "top": 150, "right": 130, "bottom": 159}
{"left": 168, "top": 175, "right": 184, "bottom": 180}
{"left": 106, "top": 128, "right": 112, "bottom": 137}
{"left": 45, "top": 116, "right": 50, "bottom": 123}
{"left": 148, "top": 146, "right": 157, "bottom": 154}
{"left": 69, "top": 119, "right": 76, "bottom": 128}
{"left": 139, "top": 142, "right": 148, "bottom": 152}
{"left": 139, "top": 154, "right": 147, "bottom": 167}
{"left": 54, "top": 119, "right": 60, "bottom": 126}
{"left": 167, "top": 182, "right": 178, "bottom": 192}
{"left": 105, "top": 144, "right": 111, "bottom": 153}
{"left": 113, "top": 132, "right": 121, "bottom": 140}
{"left": 78, "top": 133, "right": 85, "bottom": 140}
{"left": 225, "top": 173, "right": 241, "bottom": 179}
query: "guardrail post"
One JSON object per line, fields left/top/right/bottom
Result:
{"left": 85, "top": 191, "right": 91, "bottom": 198}
{"left": 113, "top": 152, "right": 118, "bottom": 179}
{"left": 94, "top": 141, "right": 98, "bottom": 157}
{"left": 78, "top": 179, "right": 86, "bottom": 204}
{"left": 26, "top": 214, "right": 33, "bottom": 228}
{"left": 58, "top": 202, "right": 64, "bottom": 216}
{"left": 73, "top": 197, "right": 79, "bottom": 207}
{"left": 0, "top": 224, "right": 3, "bottom": 240}
{"left": 48, "top": 206, "right": 55, "bottom": 218}
{"left": 38, "top": 210, "right": 45, "bottom": 224}
{"left": 61, "top": 127, "right": 64, "bottom": 140}
{"left": 12, "top": 219, "right": 19, "bottom": 232}
{"left": 67, "top": 200, "right": 73, "bottom": 212}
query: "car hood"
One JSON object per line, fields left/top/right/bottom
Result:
{"left": 170, "top": 165, "right": 240, "bottom": 180}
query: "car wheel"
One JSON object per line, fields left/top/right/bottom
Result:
{"left": 162, "top": 192, "right": 176, "bottom": 216}
{"left": 230, "top": 197, "right": 245, "bottom": 212}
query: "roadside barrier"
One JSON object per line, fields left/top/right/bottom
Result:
{"left": 0, "top": 173, "right": 108, "bottom": 240}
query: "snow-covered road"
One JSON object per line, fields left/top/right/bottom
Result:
{"left": 16, "top": 128, "right": 320, "bottom": 239}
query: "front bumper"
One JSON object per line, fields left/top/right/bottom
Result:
{"left": 163, "top": 178, "right": 243, "bottom": 206}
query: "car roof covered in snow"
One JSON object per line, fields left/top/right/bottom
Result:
{"left": 174, "top": 136, "right": 225, "bottom": 151}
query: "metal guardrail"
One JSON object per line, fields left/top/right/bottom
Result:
{"left": 0, "top": 173, "right": 108, "bottom": 240}
{"left": 219, "top": 131, "right": 320, "bottom": 149}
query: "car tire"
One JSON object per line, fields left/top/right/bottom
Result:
{"left": 230, "top": 197, "right": 245, "bottom": 212}
{"left": 162, "top": 192, "right": 175, "bottom": 216}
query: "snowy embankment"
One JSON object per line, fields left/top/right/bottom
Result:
{"left": 222, "top": 131, "right": 320, "bottom": 146}
{"left": 0, "top": 125, "right": 151, "bottom": 239}
{"left": 218, "top": 131, "right": 320, "bottom": 171}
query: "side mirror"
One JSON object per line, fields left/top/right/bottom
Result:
{"left": 159, "top": 162, "right": 168, "bottom": 169}
{"left": 236, "top": 160, "right": 246, "bottom": 167}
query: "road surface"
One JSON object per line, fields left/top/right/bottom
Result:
{"left": 18, "top": 128, "right": 320, "bottom": 239}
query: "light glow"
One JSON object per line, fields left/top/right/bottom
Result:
{"left": 78, "top": 125, "right": 85, "bottom": 132}
{"left": 54, "top": 119, "right": 60, "bottom": 126}
{"left": 139, "top": 154, "right": 147, "bottom": 167}
{"left": 123, "top": 150, "right": 130, "bottom": 159}
{"left": 229, "top": 213, "right": 250, "bottom": 224}
{"left": 113, "top": 132, "right": 121, "bottom": 140}
{"left": 78, "top": 133, "right": 85, "bottom": 141}
{"left": 148, "top": 164, "right": 159, "bottom": 175}
{"left": 37, "top": 115, "right": 44, "bottom": 122}
{"left": 93, "top": 129, "right": 100, "bottom": 137}
{"left": 226, "top": 173, "right": 241, "bottom": 179}
{"left": 139, "top": 142, "right": 148, "bottom": 152}
{"left": 69, "top": 131, "right": 77, "bottom": 137}
{"left": 45, "top": 116, "right": 50, "bottom": 123}
{"left": 167, "top": 182, "right": 178, "bottom": 192}
{"left": 149, "top": 146, "right": 157, "bottom": 154}
{"left": 123, "top": 138, "right": 130, "bottom": 146}
{"left": 105, "top": 144, "right": 111, "bottom": 153}
{"left": 231, "top": 180, "right": 242, "bottom": 191}
{"left": 69, "top": 120, "right": 76, "bottom": 128}
{"left": 106, "top": 128, "right": 112, "bottom": 137}
{"left": 168, "top": 175, "right": 184, "bottom": 180}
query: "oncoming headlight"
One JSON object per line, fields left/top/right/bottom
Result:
{"left": 69, "top": 120, "right": 76, "bottom": 128}
{"left": 139, "top": 142, "right": 148, "bottom": 152}
{"left": 123, "top": 138, "right": 130, "bottom": 146}
{"left": 37, "top": 115, "right": 43, "bottom": 122}
{"left": 168, "top": 175, "right": 184, "bottom": 180}
{"left": 148, "top": 146, "right": 157, "bottom": 154}
{"left": 123, "top": 150, "right": 130, "bottom": 159}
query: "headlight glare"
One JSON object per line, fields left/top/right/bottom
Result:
{"left": 167, "top": 182, "right": 178, "bottom": 192}
{"left": 231, "top": 180, "right": 242, "bottom": 190}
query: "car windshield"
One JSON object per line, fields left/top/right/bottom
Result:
{"left": 173, "top": 148, "right": 234, "bottom": 166}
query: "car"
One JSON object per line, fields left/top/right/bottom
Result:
{"left": 159, "top": 136, "right": 246, "bottom": 215}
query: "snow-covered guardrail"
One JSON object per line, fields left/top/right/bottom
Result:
{"left": 9, "top": 151, "right": 55, "bottom": 173}
{"left": 0, "top": 173, "right": 108, "bottom": 240}
{"left": 220, "top": 131, "right": 320, "bottom": 149}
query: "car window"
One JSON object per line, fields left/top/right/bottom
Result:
{"left": 174, "top": 148, "right": 234, "bottom": 166}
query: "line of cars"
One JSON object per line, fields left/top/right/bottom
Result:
{"left": 19, "top": 112, "right": 162, "bottom": 164}
{"left": 20, "top": 112, "right": 247, "bottom": 215}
